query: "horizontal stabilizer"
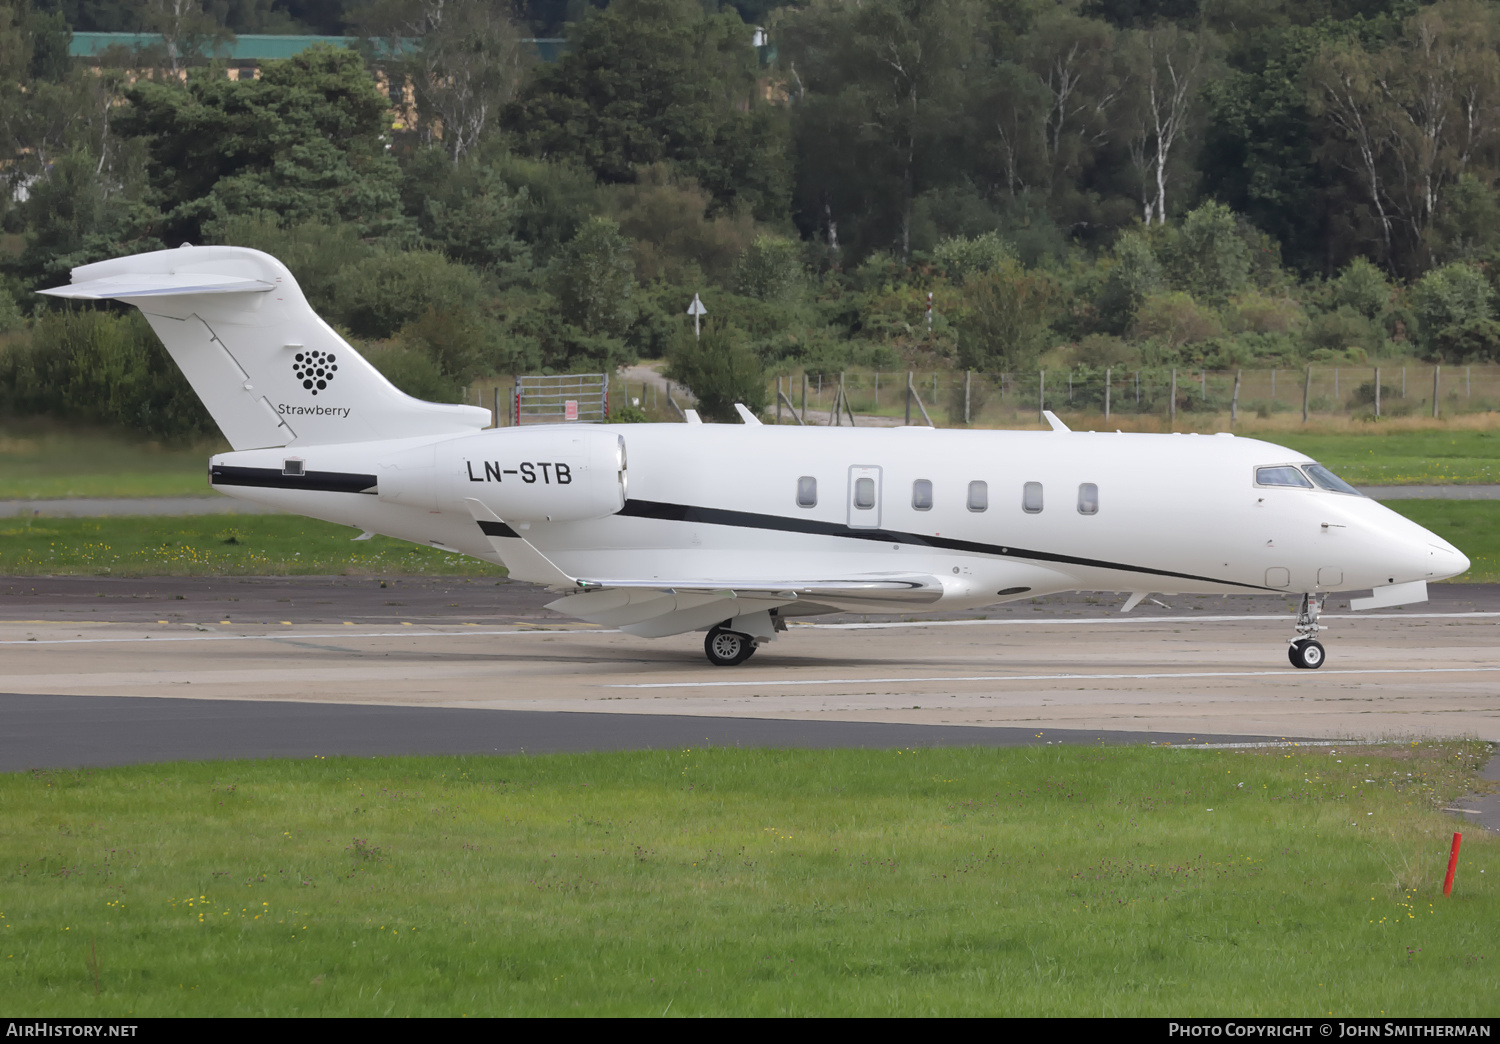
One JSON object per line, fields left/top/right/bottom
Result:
{"left": 38, "top": 274, "right": 274, "bottom": 299}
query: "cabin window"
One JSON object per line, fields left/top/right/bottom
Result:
{"left": 1022, "top": 481, "right": 1043, "bottom": 513}
{"left": 282, "top": 459, "right": 305, "bottom": 477}
{"left": 912, "top": 479, "right": 933, "bottom": 511}
{"left": 796, "top": 476, "right": 818, "bottom": 507}
{"left": 853, "top": 476, "right": 876, "bottom": 510}
{"left": 1077, "top": 483, "right": 1099, "bottom": 515}
{"left": 967, "top": 481, "right": 988, "bottom": 512}
{"left": 1256, "top": 465, "right": 1313, "bottom": 489}
{"left": 1304, "top": 463, "right": 1363, "bottom": 496}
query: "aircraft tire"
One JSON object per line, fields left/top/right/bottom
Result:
{"left": 1289, "top": 639, "right": 1325, "bottom": 670}
{"left": 705, "top": 626, "right": 755, "bottom": 666}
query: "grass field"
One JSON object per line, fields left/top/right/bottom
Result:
{"left": 1262, "top": 429, "right": 1500, "bottom": 487}
{"left": 1383, "top": 501, "right": 1500, "bottom": 582}
{"left": 0, "top": 515, "right": 505, "bottom": 577}
{"left": 1, "top": 743, "right": 1493, "bottom": 1016}
{"left": 0, "top": 500, "right": 1490, "bottom": 581}
{"left": 0, "top": 424, "right": 226, "bottom": 501}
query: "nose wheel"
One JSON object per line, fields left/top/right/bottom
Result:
{"left": 705, "top": 625, "right": 756, "bottom": 666}
{"left": 1288, "top": 638, "right": 1325, "bottom": 670}
{"left": 1287, "top": 593, "right": 1327, "bottom": 669}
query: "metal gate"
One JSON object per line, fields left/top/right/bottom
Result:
{"left": 513, "top": 373, "right": 610, "bottom": 425}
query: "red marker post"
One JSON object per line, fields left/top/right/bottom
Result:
{"left": 1443, "top": 832, "right": 1463, "bottom": 896}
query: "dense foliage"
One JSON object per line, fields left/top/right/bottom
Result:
{"left": 5, "top": 0, "right": 1500, "bottom": 434}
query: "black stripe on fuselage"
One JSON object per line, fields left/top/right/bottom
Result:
{"left": 616, "top": 499, "right": 1270, "bottom": 591}
{"left": 210, "top": 465, "right": 378, "bottom": 495}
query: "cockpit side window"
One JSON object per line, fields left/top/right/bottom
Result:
{"left": 1304, "top": 463, "right": 1363, "bottom": 496}
{"left": 1255, "top": 465, "right": 1313, "bottom": 489}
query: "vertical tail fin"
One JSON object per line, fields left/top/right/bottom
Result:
{"left": 40, "top": 245, "right": 489, "bottom": 450}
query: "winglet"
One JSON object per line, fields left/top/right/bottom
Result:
{"left": 1043, "top": 410, "right": 1071, "bottom": 432}
{"left": 464, "top": 498, "right": 576, "bottom": 589}
{"left": 733, "top": 403, "right": 762, "bottom": 425}
{"left": 684, "top": 409, "right": 703, "bottom": 425}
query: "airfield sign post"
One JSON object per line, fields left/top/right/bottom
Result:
{"left": 687, "top": 293, "right": 707, "bottom": 341}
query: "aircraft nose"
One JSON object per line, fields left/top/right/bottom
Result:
{"left": 1409, "top": 529, "right": 1469, "bottom": 581}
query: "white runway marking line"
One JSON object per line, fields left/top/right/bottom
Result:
{"left": 0, "top": 628, "right": 612, "bottom": 646}
{"left": 803, "top": 611, "right": 1500, "bottom": 629}
{"left": 605, "top": 665, "right": 1500, "bottom": 689}
{"left": 0, "top": 609, "right": 1494, "bottom": 645}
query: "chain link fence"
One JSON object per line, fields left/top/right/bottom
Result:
{"left": 775, "top": 365, "right": 1500, "bottom": 427}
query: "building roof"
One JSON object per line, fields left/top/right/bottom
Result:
{"left": 69, "top": 33, "right": 566, "bottom": 63}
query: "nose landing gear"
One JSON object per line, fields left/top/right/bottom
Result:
{"left": 1288, "top": 593, "right": 1326, "bottom": 669}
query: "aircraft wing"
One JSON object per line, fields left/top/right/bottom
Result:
{"left": 545, "top": 575, "right": 942, "bottom": 638}
{"left": 465, "top": 496, "right": 943, "bottom": 637}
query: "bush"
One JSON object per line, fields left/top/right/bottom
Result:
{"left": 331, "top": 248, "right": 488, "bottom": 342}
{"left": 735, "top": 235, "right": 804, "bottom": 302}
{"left": 363, "top": 343, "right": 461, "bottom": 403}
{"left": 1131, "top": 291, "right": 1222, "bottom": 351}
{"left": 1161, "top": 202, "right": 1252, "bottom": 303}
{"left": 931, "top": 232, "right": 1011, "bottom": 283}
{"left": 665, "top": 321, "right": 767, "bottom": 422}
{"left": 1304, "top": 306, "right": 1384, "bottom": 358}
{"left": 1329, "top": 257, "right": 1391, "bottom": 321}
{"left": 1412, "top": 262, "right": 1493, "bottom": 355}
{"left": 1095, "top": 231, "right": 1163, "bottom": 334}
{"left": 955, "top": 259, "right": 1056, "bottom": 372}
{"left": 0, "top": 308, "right": 212, "bottom": 439}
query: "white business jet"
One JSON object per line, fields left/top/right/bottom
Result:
{"left": 43, "top": 246, "right": 1470, "bottom": 668}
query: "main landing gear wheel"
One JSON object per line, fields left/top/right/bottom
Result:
{"left": 1288, "top": 639, "right": 1325, "bottom": 670}
{"left": 705, "top": 626, "right": 756, "bottom": 666}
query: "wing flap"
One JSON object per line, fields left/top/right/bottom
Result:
{"left": 570, "top": 574, "right": 945, "bottom": 605}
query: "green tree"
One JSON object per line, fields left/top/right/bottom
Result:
{"left": 364, "top": 0, "right": 529, "bottom": 162}
{"left": 119, "top": 45, "right": 409, "bottom": 244}
{"left": 505, "top": 0, "right": 789, "bottom": 221}
{"left": 14, "top": 148, "right": 162, "bottom": 290}
{"left": 781, "top": 0, "right": 981, "bottom": 259}
{"left": 551, "top": 217, "right": 636, "bottom": 340}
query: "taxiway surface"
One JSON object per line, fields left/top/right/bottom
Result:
{"left": 2, "top": 577, "right": 1496, "bottom": 770}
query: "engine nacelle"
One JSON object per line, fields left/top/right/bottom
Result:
{"left": 377, "top": 427, "right": 627, "bottom": 522}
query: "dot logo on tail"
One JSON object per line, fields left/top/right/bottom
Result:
{"left": 292, "top": 350, "right": 337, "bottom": 395}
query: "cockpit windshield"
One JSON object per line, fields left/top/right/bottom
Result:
{"left": 1255, "top": 465, "right": 1313, "bottom": 488}
{"left": 1304, "top": 462, "right": 1363, "bottom": 496}
{"left": 1254, "top": 462, "right": 1364, "bottom": 495}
